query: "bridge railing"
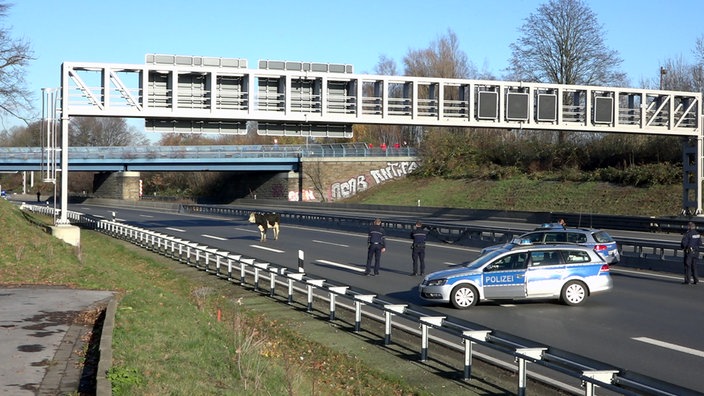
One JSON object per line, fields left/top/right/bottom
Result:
{"left": 0, "top": 143, "right": 417, "bottom": 162}
{"left": 21, "top": 202, "right": 699, "bottom": 395}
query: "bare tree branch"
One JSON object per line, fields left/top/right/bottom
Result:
{"left": 0, "top": 2, "right": 35, "bottom": 125}
{"left": 506, "top": 0, "right": 626, "bottom": 86}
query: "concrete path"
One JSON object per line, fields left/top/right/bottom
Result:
{"left": 0, "top": 287, "right": 114, "bottom": 395}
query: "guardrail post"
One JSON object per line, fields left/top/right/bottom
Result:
{"left": 239, "top": 258, "right": 254, "bottom": 284}
{"left": 253, "top": 262, "right": 269, "bottom": 292}
{"left": 515, "top": 348, "right": 546, "bottom": 396}
{"left": 185, "top": 244, "right": 192, "bottom": 265}
{"left": 327, "top": 286, "right": 348, "bottom": 321}
{"left": 419, "top": 316, "right": 445, "bottom": 362}
{"left": 204, "top": 249, "right": 214, "bottom": 272}
{"left": 228, "top": 255, "right": 241, "bottom": 278}
{"left": 306, "top": 279, "right": 325, "bottom": 312}
{"left": 383, "top": 305, "right": 406, "bottom": 345}
{"left": 196, "top": 249, "right": 204, "bottom": 269}
{"left": 214, "top": 254, "right": 222, "bottom": 277}
{"left": 353, "top": 295, "right": 376, "bottom": 332}
{"left": 286, "top": 273, "right": 304, "bottom": 304}
{"left": 581, "top": 370, "right": 617, "bottom": 396}
{"left": 269, "top": 267, "right": 286, "bottom": 297}
{"left": 462, "top": 330, "right": 491, "bottom": 380}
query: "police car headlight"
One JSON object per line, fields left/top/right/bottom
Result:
{"left": 425, "top": 278, "right": 447, "bottom": 286}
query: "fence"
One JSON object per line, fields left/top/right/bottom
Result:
{"left": 21, "top": 203, "right": 699, "bottom": 396}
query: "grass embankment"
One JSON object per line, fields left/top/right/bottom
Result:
{"left": 0, "top": 200, "right": 432, "bottom": 395}
{"left": 343, "top": 177, "right": 682, "bottom": 217}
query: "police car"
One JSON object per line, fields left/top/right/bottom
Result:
{"left": 419, "top": 242, "right": 613, "bottom": 308}
{"left": 480, "top": 224, "right": 620, "bottom": 264}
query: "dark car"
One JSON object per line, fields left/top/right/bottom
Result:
{"left": 481, "top": 225, "right": 620, "bottom": 264}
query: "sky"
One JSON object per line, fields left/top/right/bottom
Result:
{"left": 8, "top": 0, "right": 704, "bottom": 130}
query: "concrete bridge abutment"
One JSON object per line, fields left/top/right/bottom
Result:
{"left": 93, "top": 171, "right": 141, "bottom": 201}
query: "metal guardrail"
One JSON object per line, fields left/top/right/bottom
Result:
{"left": 177, "top": 203, "right": 691, "bottom": 265}
{"left": 20, "top": 203, "right": 700, "bottom": 395}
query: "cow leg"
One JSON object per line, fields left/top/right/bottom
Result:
{"left": 258, "top": 225, "right": 266, "bottom": 242}
{"left": 273, "top": 223, "right": 279, "bottom": 240}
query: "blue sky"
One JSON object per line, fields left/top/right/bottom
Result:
{"left": 9, "top": 0, "right": 704, "bottom": 127}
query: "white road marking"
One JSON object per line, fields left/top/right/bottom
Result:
{"left": 610, "top": 267, "right": 681, "bottom": 281}
{"left": 139, "top": 214, "right": 154, "bottom": 218}
{"left": 166, "top": 227, "right": 185, "bottom": 233}
{"left": 250, "top": 245, "right": 284, "bottom": 253}
{"left": 94, "top": 215, "right": 105, "bottom": 219}
{"left": 235, "top": 227, "right": 257, "bottom": 234}
{"left": 202, "top": 234, "right": 227, "bottom": 241}
{"left": 289, "top": 225, "right": 479, "bottom": 252}
{"left": 633, "top": 337, "right": 704, "bottom": 358}
{"left": 312, "top": 240, "right": 349, "bottom": 247}
{"left": 316, "top": 259, "right": 364, "bottom": 273}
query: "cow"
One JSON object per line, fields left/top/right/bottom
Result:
{"left": 248, "top": 212, "right": 281, "bottom": 242}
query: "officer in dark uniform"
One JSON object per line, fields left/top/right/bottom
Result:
{"left": 364, "top": 218, "right": 386, "bottom": 276}
{"left": 680, "top": 221, "right": 701, "bottom": 285}
{"left": 410, "top": 221, "right": 427, "bottom": 276}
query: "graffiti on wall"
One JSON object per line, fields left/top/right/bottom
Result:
{"left": 331, "top": 161, "right": 418, "bottom": 200}
{"left": 288, "top": 189, "right": 316, "bottom": 201}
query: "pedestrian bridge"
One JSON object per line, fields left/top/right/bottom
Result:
{"left": 60, "top": 54, "right": 700, "bottom": 138}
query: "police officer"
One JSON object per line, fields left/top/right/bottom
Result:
{"left": 364, "top": 218, "right": 386, "bottom": 276}
{"left": 410, "top": 221, "right": 427, "bottom": 276}
{"left": 680, "top": 221, "right": 701, "bottom": 285}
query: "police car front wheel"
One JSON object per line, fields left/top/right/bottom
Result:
{"left": 450, "top": 284, "right": 478, "bottom": 309}
{"left": 561, "top": 281, "right": 587, "bottom": 306}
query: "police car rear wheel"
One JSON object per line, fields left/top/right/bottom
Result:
{"left": 561, "top": 281, "right": 587, "bottom": 306}
{"left": 451, "top": 285, "right": 478, "bottom": 309}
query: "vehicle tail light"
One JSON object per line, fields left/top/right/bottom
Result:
{"left": 594, "top": 244, "right": 607, "bottom": 252}
{"left": 600, "top": 264, "right": 610, "bottom": 272}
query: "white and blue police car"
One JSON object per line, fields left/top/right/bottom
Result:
{"left": 419, "top": 241, "right": 613, "bottom": 309}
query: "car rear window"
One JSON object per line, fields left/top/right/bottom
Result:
{"left": 544, "top": 232, "right": 567, "bottom": 243}
{"left": 592, "top": 231, "right": 614, "bottom": 243}
{"left": 567, "top": 232, "right": 587, "bottom": 243}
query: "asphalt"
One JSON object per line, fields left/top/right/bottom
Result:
{"left": 0, "top": 286, "right": 116, "bottom": 395}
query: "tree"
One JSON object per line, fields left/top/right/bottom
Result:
{"left": 404, "top": 29, "right": 474, "bottom": 79}
{"left": 507, "top": 0, "right": 626, "bottom": 86}
{"left": 0, "top": 121, "right": 41, "bottom": 146}
{"left": 0, "top": 2, "right": 34, "bottom": 126}
{"left": 402, "top": 30, "right": 475, "bottom": 148}
{"left": 69, "top": 117, "right": 148, "bottom": 146}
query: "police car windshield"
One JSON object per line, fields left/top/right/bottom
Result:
{"left": 466, "top": 250, "right": 505, "bottom": 269}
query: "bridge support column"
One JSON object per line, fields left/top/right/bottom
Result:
{"left": 93, "top": 171, "right": 141, "bottom": 200}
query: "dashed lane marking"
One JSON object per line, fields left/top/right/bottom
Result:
{"left": 312, "top": 240, "right": 349, "bottom": 247}
{"left": 633, "top": 337, "right": 704, "bottom": 358}
{"left": 250, "top": 245, "right": 285, "bottom": 253}
{"left": 202, "top": 234, "right": 227, "bottom": 241}
{"left": 316, "top": 259, "right": 365, "bottom": 273}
